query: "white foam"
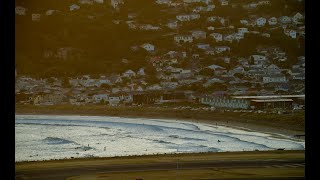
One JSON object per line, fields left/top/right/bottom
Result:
{"left": 15, "top": 115, "right": 305, "bottom": 162}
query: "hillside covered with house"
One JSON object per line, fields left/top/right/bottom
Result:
{"left": 15, "top": 0, "right": 305, "bottom": 112}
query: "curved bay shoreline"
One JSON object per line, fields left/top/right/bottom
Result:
{"left": 15, "top": 105, "right": 305, "bottom": 139}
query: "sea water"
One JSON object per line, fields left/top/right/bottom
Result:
{"left": 15, "top": 115, "right": 305, "bottom": 162}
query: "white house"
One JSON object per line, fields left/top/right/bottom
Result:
{"left": 46, "top": 10, "right": 58, "bottom": 16}
{"left": 137, "top": 68, "right": 145, "bottom": 76}
{"left": 79, "top": 0, "right": 94, "bottom": 4}
{"left": 176, "top": 14, "right": 190, "bottom": 21}
{"left": 141, "top": 43, "right": 155, "bottom": 52}
{"left": 251, "top": 55, "right": 268, "bottom": 65}
{"left": 219, "top": 0, "right": 228, "bottom": 6}
{"left": 156, "top": 0, "right": 171, "bottom": 4}
{"left": 284, "top": 29, "right": 297, "bottom": 39}
{"left": 167, "top": 20, "right": 178, "bottom": 29}
{"left": 174, "top": 35, "right": 193, "bottom": 43}
{"left": 223, "top": 34, "right": 234, "bottom": 42}
{"left": 111, "top": 0, "right": 124, "bottom": 9}
{"left": 263, "top": 75, "right": 287, "bottom": 83}
{"left": 268, "top": 17, "right": 277, "bottom": 25}
{"left": 215, "top": 46, "right": 230, "bottom": 53}
{"left": 207, "top": 26, "right": 215, "bottom": 31}
{"left": 240, "top": 20, "right": 249, "bottom": 25}
{"left": 15, "top": 6, "right": 26, "bottom": 15}
{"left": 256, "top": 17, "right": 267, "bottom": 26}
{"left": 207, "top": 16, "right": 218, "bottom": 22}
{"left": 279, "top": 16, "right": 292, "bottom": 24}
{"left": 292, "top": 12, "right": 304, "bottom": 24}
{"left": 210, "top": 33, "right": 223, "bottom": 42}
{"left": 31, "top": 14, "right": 41, "bottom": 21}
{"left": 238, "top": 27, "right": 249, "bottom": 34}
{"left": 191, "top": 30, "right": 206, "bottom": 39}
{"left": 108, "top": 95, "right": 121, "bottom": 106}
{"left": 197, "top": 43, "right": 210, "bottom": 50}
{"left": 69, "top": 4, "right": 80, "bottom": 11}
{"left": 122, "top": 70, "right": 136, "bottom": 77}
{"left": 94, "top": 0, "right": 104, "bottom": 3}
{"left": 93, "top": 94, "right": 109, "bottom": 103}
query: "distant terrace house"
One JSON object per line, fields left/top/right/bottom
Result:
{"left": 108, "top": 95, "right": 121, "bottom": 106}
{"left": 210, "top": 33, "right": 223, "bottom": 42}
{"left": 176, "top": 14, "right": 200, "bottom": 21}
{"left": 278, "top": 16, "right": 292, "bottom": 24}
{"left": 46, "top": 10, "right": 59, "bottom": 16}
{"left": 183, "top": 0, "right": 212, "bottom": 4}
{"left": 201, "top": 96, "right": 250, "bottom": 109}
{"left": 191, "top": 30, "right": 206, "bottom": 39}
{"left": 233, "top": 33, "right": 244, "bottom": 41}
{"left": 137, "top": 68, "right": 145, "bottom": 76}
{"left": 15, "top": 6, "right": 26, "bottom": 15}
{"left": 240, "top": 20, "right": 249, "bottom": 25}
{"left": 263, "top": 75, "right": 287, "bottom": 83}
{"left": 256, "top": 17, "right": 266, "bottom": 26}
{"left": 268, "top": 17, "right": 277, "bottom": 25}
{"left": 207, "top": 64, "right": 227, "bottom": 75}
{"left": 141, "top": 43, "right": 155, "bottom": 52}
{"left": 205, "top": 47, "right": 216, "bottom": 55}
{"left": 69, "top": 4, "right": 80, "bottom": 11}
{"left": 174, "top": 35, "right": 193, "bottom": 43}
{"left": 292, "top": 12, "right": 304, "bottom": 24}
{"left": 31, "top": 14, "right": 41, "bottom": 21}
{"left": 251, "top": 55, "right": 268, "bottom": 65}
{"left": 266, "top": 64, "right": 281, "bottom": 75}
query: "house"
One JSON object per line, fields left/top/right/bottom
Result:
{"left": 191, "top": 30, "right": 206, "bottom": 39}
{"left": 31, "top": 14, "right": 41, "bottom": 21}
{"left": 197, "top": 43, "right": 210, "bottom": 50}
{"left": 205, "top": 47, "right": 216, "bottom": 55}
{"left": 263, "top": 75, "right": 287, "bottom": 83}
{"left": 69, "top": 4, "right": 80, "bottom": 11}
{"left": 284, "top": 29, "right": 297, "bottom": 39}
{"left": 261, "top": 33, "right": 271, "bottom": 38}
{"left": 167, "top": 20, "right": 178, "bottom": 29}
{"left": 256, "top": 17, "right": 266, "bottom": 26}
{"left": 15, "top": 6, "right": 26, "bottom": 15}
{"left": 266, "top": 64, "right": 281, "bottom": 75}
{"left": 207, "top": 26, "right": 215, "bottom": 31}
{"left": 137, "top": 68, "right": 145, "bottom": 76}
{"left": 122, "top": 69, "right": 136, "bottom": 78}
{"left": 238, "top": 27, "right": 249, "bottom": 34}
{"left": 279, "top": 16, "right": 292, "bottom": 24}
{"left": 223, "top": 34, "right": 234, "bottom": 42}
{"left": 176, "top": 14, "right": 191, "bottom": 21}
{"left": 111, "top": 0, "right": 124, "bottom": 9}
{"left": 233, "top": 33, "right": 244, "bottom": 41}
{"left": 156, "top": 0, "right": 172, "bottom": 4}
{"left": 109, "top": 75, "right": 123, "bottom": 84}
{"left": 146, "top": 84, "right": 162, "bottom": 91}
{"left": 93, "top": 94, "right": 109, "bottom": 103}
{"left": 231, "top": 66, "right": 245, "bottom": 74}
{"left": 94, "top": 0, "right": 104, "bottom": 3}
{"left": 108, "top": 95, "right": 121, "bottom": 106}
{"left": 210, "top": 33, "right": 223, "bottom": 42}
{"left": 141, "top": 43, "right": 155, "bottom": 52}
{"left": 79, "top": 0, "right": 94, "bottom": 4}
{"left": 240, "top": 20, "right": 249, "bottom": 25}
{"left": 219, "top": 0, "right": 228, "bottom": 6}
{"left": 203, "top": 78, "right": 225, "bottom": 87}
{"left": 292, "top": 12, "right": 304, "bottom": 24}
{"left": 207, "top": 16, "right": 218, "bottom": 22}
{"left": 174, "top": 35, "right": 193, "bottom": 43}
{"left": 189, "top": 14, "right": 201, "bottom": 20}
{"left": 215, "top": 46, "right": 230, "bottom": 53}
{"left": 251, "top": 55, "right": 268, "bottom": 65}
{"left": 258, "top": 0, "right": 271, "bottom": 5}
{"left": 268, "top": 17, "right": 277, "bottom": 25}
{"left": 201, "top": 96, "right": 250, "bottom": 109}
{"left": 46, "top": 10, "right": 58, "bottom": 16}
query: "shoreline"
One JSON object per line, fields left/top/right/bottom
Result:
{"left": 15, "top": 105, "right": 305, "bottom": 138}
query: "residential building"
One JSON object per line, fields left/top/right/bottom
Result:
{"left": 15, "top": 6, "right": 26, "bottom": 15}
{"left": 174, "top": 35, "right": 193, "bottom": 43}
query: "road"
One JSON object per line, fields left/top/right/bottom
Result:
{"left": 16, "top": 158, "right": 304, "bottom": 180}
